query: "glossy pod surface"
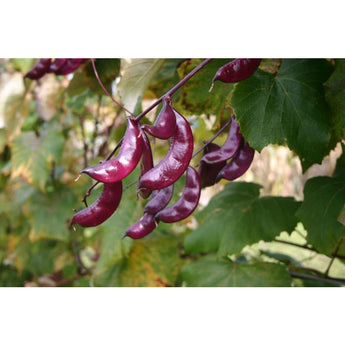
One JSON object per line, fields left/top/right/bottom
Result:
{"left": 138, "top": 110, "right": 193, "bottom": 190}
{"left": 201, "top": 116, "right": 242, "bottom": 164}
{"left": 123, "top": 212, "right": 157, "bottom": 239}
{"left": 198, "top": 143, "right": 227, "bottom": 188}
{"left": 156, "top": 166, "right": 201, "bottom": 223}
{"left": 71, "top": 181, "right": 123, "bottom": 227}
{"left": 81, "top": 117, "right": 143, "bottom": 183}
{"left": 138, "top": 131, "right": 154, "bottom": 199}
{"left": 25, "top": 59, "right": 52, "bottom": 79}
{"left": 141, "top": 97, "right": 176, "bottom": 139}
{"left": 216, "top": 139, "right": 255, "bottom": 182}
{"left": 144, "top": 184, "right": 174, "bottom": 215}
{"left": 55, "top": 59, "right": 88, "bottom": 75}
{"left": 48, "top": 58, "right": 67, "bottom": 73}
{"left": 213, "top": 58, "right": 261, "bottom": 84}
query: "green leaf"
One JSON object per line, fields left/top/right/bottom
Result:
{"left": 324, "top": 59, "right": 345, "bottom": 145}
{"left": 179, "top": 254, "right": 292, "bottom": 287}
{"left": 231, "top": 59, "right": 333, "bottom": 171}
{"left": 24, "top": 184, "right": 78, "bottom": 242}
{"left": 117, "top": 58, "right": 165, "bottom": 113}
{"left": 185, "top": 182, "right": 300, "bottom": 257}
{"left": 296, "top": 176, "right": 345, "bottom": 256}
{"left": 11, "top": 125, "right": 64, "bottom": 191}
{"left": 175, "top": 58, "right": 234, "bottom": 117}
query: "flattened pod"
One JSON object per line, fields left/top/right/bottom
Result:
{"left": 138, "top": 110, "right": 193, "bottom": 190}
{"left": 71, "top": 181, "right": 123, "bottom": 227}
{"left": 48, "top": 58, "right": 67, "bottom": 73}
{"left": 81, "top": 117, "right": 143, "bottom": 183}
{"left": 141, "top": 96, "right": 176, "bottom": 139}
{"left": 156, "top": 166, "right": 201, "bottom": 223}
{"left": 198, "top": 143, "right": 227, "bottom": 188}
{"left": 25, "top": 58, "right": 52, "bottom": 79}
{"left": 201, "top": 115, "right": 242, "bottom": 164}
{"left": 212, "top": 58, "right": 261, "bottom": 84}
{"left": 138, "top": 131, "right": 154, "bottom": 199}
{"left": 123, "top": 212, "right": 157, "bottom": 239}
{"left": 55, "top": 58, "right": 88, "bottom": 75}
{"left": 144, "top": 184, "right": 174, "bottom": 215}
{"left": 216, "top": 139, "right": 255, "bottom": 182}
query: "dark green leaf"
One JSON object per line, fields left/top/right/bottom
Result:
{"left": 179, "top": 254, "right": 292, "bottom": 287}
{"left": 231, "top": 59, "right": 333, "bottom": 171}
{"left": 185, "top": 182, "right": 300, "bottom": 257}
{"left": 296, "top": 176, "right": 345, "bottom": 256}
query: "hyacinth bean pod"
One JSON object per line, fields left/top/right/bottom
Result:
{"left": 155, "top": 166, "right": 201, "bottom": 223}
{"left": 81, "top": 117, "right": 143, "bottom": 183}
{"left": 71, "top": 181, "right": 123, "bottom": 227}
{"left": 212, "top": 58, "right": 261, "bottom": 84}
{"left": 48, "top": 58, "right": 67, "bottom": 73}
{"left": 201, "top": 115, "right": 242, "bottom": 164}
{"left": 138, "top": 110, "right": 193, "bottom": 191}
{"left": 216, "top": 139, "right": 255, "bottom": 182}
{"left": 141, "top": 96, "right": 177, "bottom": 139}
{"left": 198, "top": 143, "right": 227, "bottom": 188}
{"left": 123, "top": 212, "right": 157, "bottom": 239}
{"left": 143, "top": 184, "right": 174, "bottom": 215}
{"left": 138, "top": 131, "right": 154, "bottom": 199}
{"left": 25, "top": 59, "right": 52, "bottom": 79}
{"left": 55, "top": 59, "right": 88, "bottom": 75}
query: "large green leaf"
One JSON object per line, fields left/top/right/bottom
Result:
{"left": 11, "top": 124, "right": 65, "bottom": 191}
{"left": 185, "top": 182, "right": 300, "bottom": 257}
{"left": 179, "top": 254, "right": 292, "bottom": 287}
{"left": 231, "top": 59, "right": 333, "bottom": 171}
{"left": 296, "top": 176, "right": 345, "bottom": 256}
{"left": 117, "top": 58, "right": 165, "bottom": 113}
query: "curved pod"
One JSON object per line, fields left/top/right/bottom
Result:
{"left": 81, "top": 117, "right": 143, "bottom": 183}
{"left": 141, "top": 96, "right": 176, "bottom": 139}
{"left": 201, "top": 116, "right": 242, "bottom": 164}
{"left": 123, "top": 212, "right": 157, "bottom": 239}
{"left": 156, "top": 166, "right": 201, "bottom": 223}
{"left": 138, "top": 131, "right": 154, "bottom": 199}
{"left": 216, "top": 139, "right": 255, "bottom": 182}
{"left": 25, "top": 59, "right": 52, "bottom": 79}
{"left": 71, "top": 181, "right": 123, "bottom": 227}
{"left": 144, "top": 184, "right": 174, "bottom": 215}
{"left": 138, "top": 110, "right": 193, "bottom": 190}
{"left": 212, "top": 58, "right": 261, "bottom": 84}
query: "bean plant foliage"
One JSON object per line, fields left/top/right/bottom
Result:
{"left": 0, "top": 58, "right": 345, "bottom": 287}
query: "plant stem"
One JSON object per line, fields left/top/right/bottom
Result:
{"left": 91, "top": 59, "right": 134, "bottom": 116}
{"left": 273, "top": 239, "right": 319, "bottom": 253}
{"left": 289, "top": 270, "right": 345, "bottom": 286}
{"left": 134, "top": 58, "right": 213, "bottom": 123}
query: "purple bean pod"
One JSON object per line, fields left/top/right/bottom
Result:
{"left": 155, "top": 166, "right": 201, "bottom": 223}
{"left": 201, "top": 115, "right": 242, "bottom": 164}
{"left": 123, "top": 212, "right": 157, "bottom": 239}
{"left": 138, "top": 131, "right": 154, "bottom": 199}
{"left": 141, "top": 96, "right": 177, "bottom": 139}
{"left": 138, "top": 110, "right": 193, "bottom": 190}
{"left": 216, "top": 139, "right": 255, "bottom": 182}
{"left": 71, "top": 181, "right": 123, "bottom": 227}
{"left": 198, "top": 143, "right": 227, "bottom": 188}
{"left": 55, "top": 58, "right": 88, "bottom": 75}
{"left": 81, "top": 117, "right": 143, "bottom": 183}
{"left": 24, "top": 59, "right": 52, "bottom": 79}
{"left": 47, "top": 58, "right": 67, "bottom": 73}
{"left": 212, "top": 58, "right": 261, "bottom": 84}
{"left": 143, "top": 184, "right": 174, "bottom": 215}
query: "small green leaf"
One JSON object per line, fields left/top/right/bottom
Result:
{"left": 296, "top": 176, "right": 345, "bottom": 256}
{"left": 179, "top": 254, "right": 292, "bottom": 287}
{"left": 185, "top": 182, "right": 300, "bottom": 257}
{"left": 117, "top": 58, "right": 165, "bottom": 113}
{"left": 231, "top": 59, "right": 333, "bottom": 171}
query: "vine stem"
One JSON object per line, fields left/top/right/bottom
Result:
{"left": 91, "top": 59, "right": 134, "bottom": 116}
{"left": 134, "top": 58, "right": 213, "bottom": 123}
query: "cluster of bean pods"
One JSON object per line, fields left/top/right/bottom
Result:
{"left": 25, "top": 58, "right": 88, "bottom": 79}
{"left": 71, "top": 58, "right": 260, "bottom": 239}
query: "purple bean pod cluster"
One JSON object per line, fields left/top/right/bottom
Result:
{"left": 25, "top": 58, "right": 88, "bottom": 80}
{"left": 72, "top": 58, "right": 259, "bottom": 238}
